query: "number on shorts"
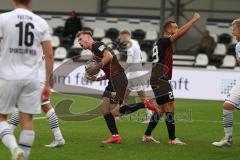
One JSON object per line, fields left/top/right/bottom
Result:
{"left": 169, "top": 91, "right": 174, "bottom": 99}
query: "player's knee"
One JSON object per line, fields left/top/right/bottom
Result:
{"left": 223, "top": 102, "right": 235, "bottom": 110}
{"left": 0, "top": 115, "right": 7, "bottom": 121}
{"left": 164, "top": 102, "right": 175, "bottom": 112}
{"left": 41, "top": 103, "right": 52, "bottom": 113}
{"left": 110, "top": 106, "right": 120, "bottom": 117}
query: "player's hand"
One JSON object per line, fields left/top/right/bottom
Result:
{"left": 192, "top": 12, "right": 200, "bottom": 22}
{"left": 86, "top": 66, "right": 95, "bottom": 75}
{"left": 86, "top": 65, "right": 99, "bottom": 76}
{"left": 85, "top": 73, "right": 97, "bottom": 81}
{"left": 41, "top": 85, "right": 51, "bottom": 100}
{"left": 86, "top": 61, "right": 103, "bottom": 76}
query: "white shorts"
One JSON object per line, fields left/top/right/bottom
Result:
{"left": 40, "top": 82, "right": 51, "bottom": 105}
{"left": 0, "top": 79, "right": 41, "bottom": 114}
{"left": 127, "top": 77, "right": 147, "bottom": 92}
{"left": 225, "top": 84, "right": 240, "bottom": 109}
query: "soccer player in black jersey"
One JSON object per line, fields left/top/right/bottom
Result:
{"left": 76, "top": 31, "right": 160, "bottom": 144}
{"left": 142, "top": 12, "right": 200, "bottom": 144}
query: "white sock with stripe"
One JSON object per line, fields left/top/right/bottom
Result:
{"left": 19, "top": 130, "right": 35, "bottom": 160}
{"left": 46, "top": 108, "right": 64, "bottom": 141}
{"left": 223, "top": 109, "right": 233, "bottom": 139}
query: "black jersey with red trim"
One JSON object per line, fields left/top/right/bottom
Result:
{"left": 91, "top": 41, "right": 124, "bottom": 79}
{"left": 151, "top": 37, "right": 173, "bottom": 80}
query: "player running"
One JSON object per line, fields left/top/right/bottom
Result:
{"left": 212, "top": 19, "right": 240, "bottom": 147}
{"left": 77, "top": 31, "right": 160, "bottom": 144}
{"left": 119, "top": 30, "right": 153, "bottom": 123}
{"left": 0, "top": 0, "right": 53, "bottom": 159}
{"left": 142, "top": 12, "right": 200, "bottom": 144}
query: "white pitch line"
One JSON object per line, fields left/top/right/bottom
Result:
{"left": 33, "top": 115, "right": 240, "bottom": 125}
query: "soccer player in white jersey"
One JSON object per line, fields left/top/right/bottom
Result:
{"left": 119, "top": 30, "right": 153, "bottom": 123}
{"left": 212, "top": 19, "right": 240, "bottom": 147}
{"left": 9, "top": 55, "right": 65, "bottom": 148}
{"left": 0, "top": 0, "right": 53, "bottom": 159}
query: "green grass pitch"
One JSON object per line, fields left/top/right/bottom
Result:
{"left": 1, "top": 93, "right": 240, "bottom": 160}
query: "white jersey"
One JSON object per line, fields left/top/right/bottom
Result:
{"left": 225, "top": 41, "right": 240, "bottom": 109}
{"left": 126, "top": 39, "right": 142, "bottom": 64}
{"left": 0, "top": 8, "right": 51, "bottom": 80}
{"left": 126, "top": 39, "right": 144, "bottom": 79}
{"left": 235, "top": 42, "right": 240, "bottom": 61}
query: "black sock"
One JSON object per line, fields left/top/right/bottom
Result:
{"left": 119, "top": 102, "right": 145, "bottom": 115}
{"left": 165, "top": 112, "right": 176, "bottom": 140}
{"left": 145, "top": 113, "right": 162, "bottom": 136}
{"left": 103, "top": 113, "right": 119, "bottom": 135}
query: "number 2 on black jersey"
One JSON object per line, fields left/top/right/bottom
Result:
{"left": 15, "top": 22, "right": 35, "bottom": 47}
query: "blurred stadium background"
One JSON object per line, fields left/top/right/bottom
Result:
{"left": 1, "top": 0, "right": 240, "bottom": 160}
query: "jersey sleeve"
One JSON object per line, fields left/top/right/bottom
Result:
{"left": 92, "top": 42, "right": 107, "bottom": 56}
{"left": 40, "top": 19, "right": 51, "bottom": 42}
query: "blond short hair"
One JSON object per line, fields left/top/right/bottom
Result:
{"left": 76, "top": 31, "right": 93, "bottom": 38}
{"left": 232, "top": 19, "right": 240, "bottom": 26}
{"left": 120, "top": 30, "right": 131, "bottom": 36}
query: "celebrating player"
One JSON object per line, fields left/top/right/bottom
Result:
{"left": 119, "top": 30, "right": 153, "bottom": 123}
{"left": 77, "top": 31, "right": 160, "bottom": 144}
{"left": 0, "top": 0, "right": 53, "bottom": 159}
{"left": 212, "top": 19, "right": 240, "bottom": 147}
{"left": 142, "top": 12, "right": 200, "bottom": 144}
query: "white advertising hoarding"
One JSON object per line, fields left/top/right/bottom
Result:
{"left": 56, "top": 64, "right": 240, "bottom": 101}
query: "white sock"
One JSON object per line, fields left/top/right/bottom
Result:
{"left": 0, "top": 121, "right": 18, "bottom": 154}
{"left": 223, "top": 109, "right": 233, "bottom": 138}
{"left": 46, "top": 108, "right": 63, "bottom": 140}
{"left": 19, "top": 130, "right": 35, "bottom": 160}
{"left": 146, "top": 109, "right": 153, "bottom": 120}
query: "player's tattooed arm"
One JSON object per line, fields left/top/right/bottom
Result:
{"left": 42, "top": 41, "right": 54, "bottom": 87}
{"left": 101, "top": 50, "right": 113, "bottom": 66}
{"left": 86, "top": 50, "right": 113, "bottom": 75}
{"left": 170, "top": 12, "right": 200, "bottom": 43}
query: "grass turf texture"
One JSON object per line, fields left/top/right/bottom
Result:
{"left": 1, "top": 93, "right": 240, "bottom": 160}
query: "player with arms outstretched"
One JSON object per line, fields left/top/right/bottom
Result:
{"left": 142, "top": 12, "right": 200, "bottom": 144}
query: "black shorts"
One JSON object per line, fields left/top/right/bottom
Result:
{"left": 102, "top": 72, "right": 128, "bottom": 104}
{"left": 150, "top": 76, "right": 174, "bottom": 105}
